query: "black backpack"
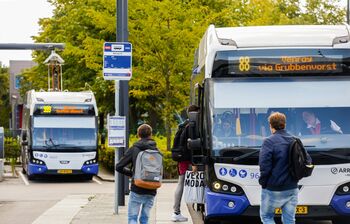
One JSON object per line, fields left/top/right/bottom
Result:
{"left": 171, "top": 121, "right": 190, "bottom": 162}
{"left": 289, "top": 137, "right": 314, "bottom": 181}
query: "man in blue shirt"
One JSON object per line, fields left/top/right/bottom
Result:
{"left": 259, "top": 112, "right": 298, "bottom": 224}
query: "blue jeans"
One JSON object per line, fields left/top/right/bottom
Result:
{"left": 260, "top": 188, "right": 298, "bottom": 224}
{"left": 128, "top": 191, "right": 155, "bottom": 224}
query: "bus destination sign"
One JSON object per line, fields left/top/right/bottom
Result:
{"left": 234, "top": 56, "right": 342, "bottom": 74}
{"left": 34, "top": 105, "right": 95, "bottom": 115}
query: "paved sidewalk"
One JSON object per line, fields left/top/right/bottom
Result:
{"left": 32, "top": 165, "right": 203, "bottom": 224}
{"left": 71, "top": 183, "right": 201, "bottom": 224}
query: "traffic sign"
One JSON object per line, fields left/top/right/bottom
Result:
{"left": 103, "top": 42, "right": 132, "bottom": 80}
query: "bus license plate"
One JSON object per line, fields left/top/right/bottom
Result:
{"left": 275, "top": 206, "right": 308, "bottom": 215}
{"left": 57, "top": 169, "right": 72, "bottom": 174}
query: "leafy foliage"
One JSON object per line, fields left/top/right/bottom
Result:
{"left": 4, "top": 137, "right": 21, "bottom": 175}
{"left": 18, "top": 0, "right": 346, "bottom": 151}
{"left": 0, "top": 66, "right": 10, "bottom": 128}
{"left": 99, "top": 134, "right": 178, "bottom": 178}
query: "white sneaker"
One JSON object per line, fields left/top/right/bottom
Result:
{"left": 171, "top": 213, "right": 188, "bottom": 222}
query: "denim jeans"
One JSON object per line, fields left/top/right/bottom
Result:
{"left": 128, "top": 191, "right": 155, "bottom": 224}
{"left": 260, "top": 188, "right": 298, "bottom": 224}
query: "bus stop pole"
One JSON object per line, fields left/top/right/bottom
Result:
{"left": 114, "top": 81, "right": 120, "bottom": 214}
{"left": 114, "top": 0, "right": 128, "bottom": 213}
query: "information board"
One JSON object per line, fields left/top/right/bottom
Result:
{"left": 108, "top": 115, "right": 126, "bottom": 148}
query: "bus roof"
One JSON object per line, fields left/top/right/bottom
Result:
{"left": 215, "top": 25, "right": 349, "bottom": 48}
{"left": 26, "top": 90, "right": 98, "bottom": 116}
{"left": 195, "top": 24, "right": 350, "bottom": 77}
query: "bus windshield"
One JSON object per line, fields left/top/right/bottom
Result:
{"left": 32, "top": 116, "right": 97, "bottom": 150}
{"left": 210, "top": 79, "right": 350, "bottom": 156}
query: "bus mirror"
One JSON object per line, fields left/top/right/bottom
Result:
{"left": 21, "top": 141, "right": 28, "bottom": 146}
{"left": 188, "top": 111, "right": 199, "bottom": 138}
{"left": 188, "top": 138, "right": 201, "bottom": 150}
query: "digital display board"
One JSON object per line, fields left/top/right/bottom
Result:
{"left": 34, "top": 104, "right": 95, "bottom": 115}
{"left": 234, "top": 56, "right": 341, "bottom": 74}
{"left": 212, "top": 49, "right": 350, "bottom": 77}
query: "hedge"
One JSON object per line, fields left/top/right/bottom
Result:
{"left": 98, "top": 134, "right": 178, "bottom": 179}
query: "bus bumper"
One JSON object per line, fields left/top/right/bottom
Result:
{"left": 27, "top": 163, "right": 98, "bottom": 175}
{"left": 28, "top": 163, "right": 48, "bottom": 175}
{"left": 81, "top": 164, "right": 98, "bottom": 175}
{"left": 330, "top": 194, "right": 350, "bottom": 215}
{"left": 205, "top": 188, "right": 249, "bottom": 217}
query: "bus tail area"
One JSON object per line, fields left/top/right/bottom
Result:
{"left": 21, "top": 90, "right": 99, "bottom": 180}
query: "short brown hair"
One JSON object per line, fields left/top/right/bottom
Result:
{"left": 137, "top": 124, "right": 152, "bottom": 139}
{"left": 268, "top": 112, "right": 286, "bottom": 130}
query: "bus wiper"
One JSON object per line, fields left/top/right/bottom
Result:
{"left": 219, "top": 146, "right": 261, "bottom": 161}
{"left": 317, "top": 152, "right": 350, "bottom": 161}
{"left": 233, "top": 149, "right": 260, "bottom": 162}
{"left": 45, "top": 138, "right": 60, "bottom": 148}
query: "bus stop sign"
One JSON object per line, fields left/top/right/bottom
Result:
{"left": 103, "top": 42, "right": 132, "bottom": 80}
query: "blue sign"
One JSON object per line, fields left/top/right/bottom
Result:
{"left": 219, "top": 167, "right": 227, "bottom": 176}
{"left": 103, "top": 42, "right": 132, "bottom": 80}
{"left": 229, "top": 168, "right": 237, "bottom": 177}
{"left": 239, "top": 169, "right": 247, "bottom": 178}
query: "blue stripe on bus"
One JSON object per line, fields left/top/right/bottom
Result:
{"left": 205, "top": 188, "right": 249, "bottom": 217}
{"left": 81, "top": 164, "right": 99, "bottom": 175}
{"left": 330, "top": 194, "right": 350, "bottom": 215}
{"left": 28, "top": 163, "right": 47, "bottom": 175}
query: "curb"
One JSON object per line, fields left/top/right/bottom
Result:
{"left": 96, "top": 175, "right": 178, "bottom": 183}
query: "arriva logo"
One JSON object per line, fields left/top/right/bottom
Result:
{"left": 331, "top": 167, "right": 350, "bottom": 175}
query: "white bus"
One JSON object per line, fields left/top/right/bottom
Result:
{"left": 21, "top": 90, "right": 98, "bottom": 180}
{"left": 189, "top": 25, "right": 350, "bottom": 224}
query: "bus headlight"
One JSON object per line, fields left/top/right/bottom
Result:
{"left": 222, "top": 184, "right": 229, "bottom": 191}
{"left": 336, "top": 183, "right": 350, "bottom": 195}
{"left": 213, "top": 182, "right": 221, "bottom": 190}
{"left": 84, "top": 159, "right": 98, "bottom": 165}
{"left": 210, "top": 180, "right": 243, "bottom": 195}
{"left": 31, "top": 158, "right": 46, "bottom": 165}
{"left": 230, "top": 186, "right": 237, "bottom": 193}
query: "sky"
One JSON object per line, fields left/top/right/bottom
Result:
{"left": 0, "top": 0, "right": 53, "bottom": 66}
{"left": 0, "top": 0, "right": 348, "bottom": 67}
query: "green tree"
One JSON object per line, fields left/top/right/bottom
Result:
{"left": 0, "top": 66, "right": 10, "bottom": 128}
{"left": 21, "top": 0, "right": 346, "bottom": 150}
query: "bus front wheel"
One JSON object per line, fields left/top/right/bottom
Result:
{"left": 333, "top": 216, "right": 349, "bottom": 224}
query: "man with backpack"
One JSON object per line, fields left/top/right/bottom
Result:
{"left": 116, "top": 124, "right": 162, "bottom": 224}
{"left": 259, "top": 112, "right": 313, "bottom": 224}
{"left": 171, "top": 105, "right": 199, "bottom": 222}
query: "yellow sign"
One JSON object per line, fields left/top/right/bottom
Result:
{"left": 43, "top": 106, "right": 52, "bottom": 113}
{"left": 239, "top": 57, "right": 250, "bottom": 72}
{"left": 275, "top": 206, "right": 308, "bottom": 215}
{"left": 57, "top": 169, "right": 73, "bottom": 174}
